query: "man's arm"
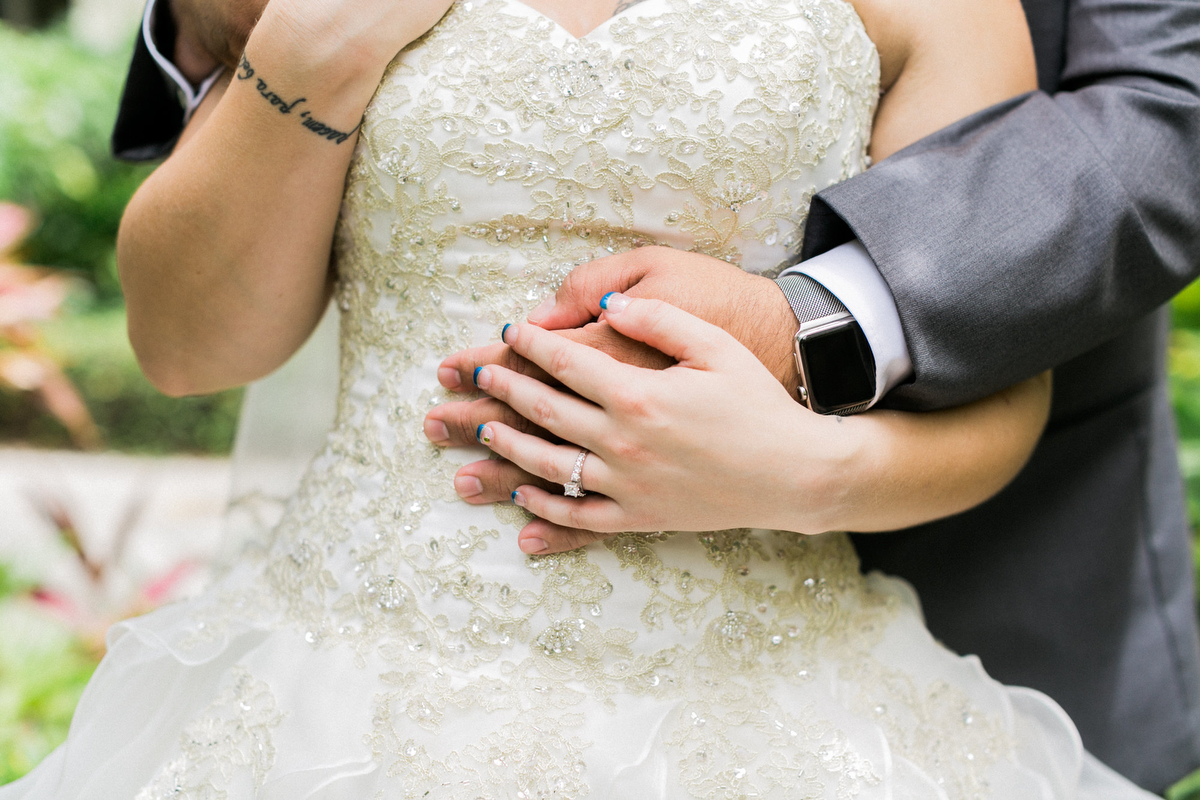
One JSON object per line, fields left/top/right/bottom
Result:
{"left": 803, "top": 0, "right": 1200, "bottom": 411}
{"left": 111, "top": 0, "right": 247, "bottom": 161}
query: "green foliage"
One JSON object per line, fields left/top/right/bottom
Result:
{"left": 1170, "top": 767, "right": 1200, "bottom": 800}
{"left": 1172, "top": 298, "right": 1200, "bottom": 538}
{"left": 0, "top": 565, "right": 31, "bottom": 603}
{"left": 0, "top": 603, "right": 99, "bottom": 784}
{"left": 0, "top": 23, "right": 151, "bottom": 302}
{"left": 0, "top": 308, "right": 243, "bottom": 454}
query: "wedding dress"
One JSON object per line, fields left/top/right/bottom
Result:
{"left": 0, "top": 0, "right": 1160, "bottom": 797}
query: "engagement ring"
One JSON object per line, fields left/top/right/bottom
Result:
{"left": 564, "top": 449, "right": 589, "bottom": 497}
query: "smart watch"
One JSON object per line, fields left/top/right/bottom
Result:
{"left": 776, "top": 273, "right": 875, "bottom": 416}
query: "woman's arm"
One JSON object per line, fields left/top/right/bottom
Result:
{"left": 856, "top": 0, "right": 1037, "bottom": 162}
{"left": 117, "top": 0, "right": 453, "bottom": 396}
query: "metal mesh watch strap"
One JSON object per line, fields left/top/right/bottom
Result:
{"left": 776, "top": 272, "right": 847, "bottom": 324}
{"left": 777, "top": 273, "right": 871, "bottom": 417}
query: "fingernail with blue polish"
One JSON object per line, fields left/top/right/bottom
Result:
{"left": 475, "top": 423, "right": 486, "bottom": 443}
{"left": 472, "top": 366, "right": 483, "bottom": 387}
{"left": 599, "top": 291, "right": 631, "bottom": 313}
{"left": 501, "top": 323, "right": 513, "bottom": 343}
{"left": 511, "top": 490, "right": 522, "bottom": 505}
{"left": 476, "top": 424, "right": 493, "bottom": 445}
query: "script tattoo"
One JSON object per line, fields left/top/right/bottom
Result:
{"left": 236, "top": 54, "right": 362, "bottom": 145}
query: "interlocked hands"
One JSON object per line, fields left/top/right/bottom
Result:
{"left": 424, "top": 247, "right": 825, "bottom": 554}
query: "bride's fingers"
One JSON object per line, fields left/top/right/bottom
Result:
{"left": 424, "top": 397, "right": 552, "bottom": 447}
{"left": 598, "top": 293, "right": 744, "bottom": 370}
{"left": 511, "top": 485, "right": 627, "bottom": 542}
{"left": 451, "top": 459, "right": 558, "bottom": 504}
{"left": 474, "top": 363, "right": 606, "bottom": 444}
{"left": 500, "top": 322, "right": 630, "bottom": 406}
{"left": 477, "top": 421, "right": 609, "bottom": 493}
{"left": 437, "top": 341, "right": 555, "bottom": 393}
{"left": 515, "top": 516, "right": 618, "bottom": 555}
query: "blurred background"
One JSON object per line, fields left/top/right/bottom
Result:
{"left": 1, "top": 0, "right": 1200, "bottom": 794}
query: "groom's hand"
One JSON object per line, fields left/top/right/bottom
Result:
{"left": 533, "top": 247, "right": 800, "bottom": 389}
{"left": 424, "top": 246, "right": 802, "bottom": 505}
{"left": 435, "top": 247, "right": 799, "bottom": 392}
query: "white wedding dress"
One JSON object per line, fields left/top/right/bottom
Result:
{"left": 0, "top": 0, "right": 1161, "bottom": 797}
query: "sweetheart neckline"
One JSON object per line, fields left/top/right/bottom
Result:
{"left": 498, "top": 0, "right": 668, "bottom": 42}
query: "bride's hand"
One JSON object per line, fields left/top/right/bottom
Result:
{"left": 258, "top": 0, "right": 455, "bottom": 72}
{"left": 241, "top": 0, "right": 456, "bottom": 113}
{"left": 423, "top": 322, "right": 672, "bottom": 502}
{"left": 469, "top": 294, "right": 851, "bottom": 553}
{"left": 451, "top": 292, "right": 1051, "bottom": 555}
{"left": 423, "top": 247, "right": 801, "bottom": 503}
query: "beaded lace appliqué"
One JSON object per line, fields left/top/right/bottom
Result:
{"left": 165, "top": 0, "right": 1016, "bottom": 795}
{"left": 134, "top": 668, "right": 284, "bottom": 800}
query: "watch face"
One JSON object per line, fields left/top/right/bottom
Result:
{"left": 799, "top": 322, "right": 874, "bottom": 413}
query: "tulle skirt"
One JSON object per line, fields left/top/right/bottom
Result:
{"left": 0, "top": 557, "right": 1156, "bottom": 800}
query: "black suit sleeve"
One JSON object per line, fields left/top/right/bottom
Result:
{"left": 801, "top": 0, "right": 1200, "bottom": 411}
{"left": 111, "top": 0, "right": 185, "bottom": 162}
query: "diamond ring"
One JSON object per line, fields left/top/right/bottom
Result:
{"left": 564, "top": 449, "right": 589, "bottom": 498}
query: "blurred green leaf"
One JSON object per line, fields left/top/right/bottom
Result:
{"left": 0, "top": 22, "right": 151, "bottom": 304}
{"left": 0, "top": 603, "right": 98, "bottom": 784}
{"left": 1169, "top": 766, "right": 1200, "bottom": 800}
{"left": 1175, "top": 277, "right": 1200, "bottom": 330}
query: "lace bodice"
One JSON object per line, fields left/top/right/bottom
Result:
{"left": 244, "top": 0, "right": 1016, "bottom": 795}
{"left": 0, "top": 3, "right": 1159, "bottom": 799}
{"left": 0, "top": 0, "right": 1147, "bottom": 796}
{"left": 166, "top": 2, "right": 1018, "bottom": 796}
{"left": 333, "top": 0, "right": 878, "bottom": 356}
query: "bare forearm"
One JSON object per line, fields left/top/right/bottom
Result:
{"left": 118, "top": 21, "right": 385, "bottom": 395}
{"left": 810, "top": 372, "right": 1052, "bottom": 533}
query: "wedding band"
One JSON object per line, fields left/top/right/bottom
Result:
{"left": 564, "top": 449, "right": 589, "bottom": 498}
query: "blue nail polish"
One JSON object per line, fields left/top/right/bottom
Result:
{"left": 600, "top": 291, "right": 616, "bottom": 311}
{"left": 511, "top": 490, "right": 518, "bottom": 503}
{"left": 501, "top": 323, "right": 512, "bottom": 343}
{"left": 476, "top": 423, "right": 485, "bottom": 443}
{"left": 472, "top": 366, "right": 483, "bottom": 387}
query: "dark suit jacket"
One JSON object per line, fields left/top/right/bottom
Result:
{"left": 801, "top": 0, "right": 1200, "bottom": 791}
{"left": 115, "top": 0, "right": 1200, "bottom": 791}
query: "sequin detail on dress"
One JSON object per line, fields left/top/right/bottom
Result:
{"left": 141, "top": 0, "right": 1033, "bottom": 795}
{"left": 0, "top": 1, "right": 1131, "bottom": 798}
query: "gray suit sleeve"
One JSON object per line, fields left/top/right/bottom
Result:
{"left": 800, "top": 0, "right": 1200, "bottom": 411}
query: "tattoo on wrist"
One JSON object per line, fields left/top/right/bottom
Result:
{"left": 235, "top": 54, "right": 362, "bottom": 145}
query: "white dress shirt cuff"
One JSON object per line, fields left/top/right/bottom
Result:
{"left": 142, "top": 0, "right": 224, "bottom": 125}
{"left": 780, "top": 240, "right": 913, "bottom": 406}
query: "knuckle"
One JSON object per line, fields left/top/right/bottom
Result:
{"left": 509, "top": 354, "right": 536, "bottom": 379}
{"left": 446, "top": 407, "right": 477, "bottom": 443}
{"left": 510, "top": 413, "right": 543, "bottom": 436}
{"left": 608, "top": 436, "right": 651, "bottom": 465}
{"left": 502, "top": 464, "right": 535, "bottom": 487}
{"left": 558, "top": 268, "right": 583, "bottom": 296}
{"left": 528, "top": 395, "right": 557, "bottom": 428}
{"left": 466, "top": 397, "right": 495, "bottom": 425}
{"left": 565, "top": 504, "right": 590, "bottom": 529}
{"left": 606, "top": 385, "right": 651, "bottom": 419}
{"left": 546, "top": 346, "right": 575, "bottom": 378}
{"left": 537, "top": 451, "right": 562, "bottom": 482}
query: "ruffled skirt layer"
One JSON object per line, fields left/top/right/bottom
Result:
{"left": 0, "top": 565, "right": 1154, "bottom": 800}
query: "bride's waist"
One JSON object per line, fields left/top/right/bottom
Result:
{"left": 275, "top": 485, "right": 860, "bottom": 615}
